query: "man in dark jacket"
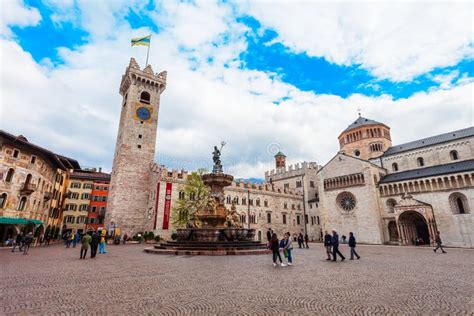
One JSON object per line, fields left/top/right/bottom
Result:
{"left": 323, "top": 231, "right": 332, "bottom": 260}
{"left": 433, "top": 231, "right": 447, "bottom": 253}
{"left": 23, "top": 232, "right": 34, "bottom": 255}
{"left": 331, "top": 229, "right": 345, "bottom": 261}
{"left": 348, "top": 232, "right": 360, "bottom": 260}
{"left": 90, "top": 231, "right": 100, "bottom": 258}
{"left": 12, "top": 233, "right": 23, "bottom": 252}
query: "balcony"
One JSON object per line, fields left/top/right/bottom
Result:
{"left": 43, "top": 192, "right": 52, "bottom": 201}
{"left": 20, "top": 183, "right": 37, "bottom": 195}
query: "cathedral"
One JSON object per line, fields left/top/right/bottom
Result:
{"left": 106, "top": 59, "right": 474, "bottom": 248}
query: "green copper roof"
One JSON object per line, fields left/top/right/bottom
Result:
{"left": 274, "top": 151, "right": 286, "bottom": 157}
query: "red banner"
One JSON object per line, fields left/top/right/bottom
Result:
{"left": 153, "top": 182, "right": 160, "bottom": 230}
{"left": 162, "top": 182, "right": 172, "bottom": 230}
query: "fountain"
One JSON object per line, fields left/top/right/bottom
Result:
{"left": 145, "top": 142, "right": 268, "bottom": 255}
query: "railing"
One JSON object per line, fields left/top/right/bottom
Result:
{"left": 20, "top": 183, "right": 37, "bottom": 195}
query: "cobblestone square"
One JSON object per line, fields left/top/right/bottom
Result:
{"left": 1, "top": 243, "right": 473, "bottom": 315}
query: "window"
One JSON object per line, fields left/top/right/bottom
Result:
{"left": 310, "top": 181, "right": 315, "bottom": 188}
{"left": 241, "top": 198, "right": 246, "bottom": 205}
{"left": 296, "top": 215, "right": 301, "bottom": 225}
{"left": 137, "top": 145, "right": 141, "bottom": 149}
{"left": 13, "top": 149, "right": 19, "bottom": 158}
{"left": 71, "top": 182, "right": 81, "bottom": 189}
{"left": 89, "top": 218, "right": 95, "bottom": 224}
{"left": 337, "top": 191, "right": 357, "bottom": 212}
{"left": 101, "top": 196, "right": 107, "bottom": 202}
{"left": 249, "top": 214, "right": 256, "bottom": 224}
{"left": 240, "top": 214, "right": 246, "bottom": 223}
{"left": 0, "top": 193, "right": 7, "bottom": 208}
{"left": 18, "top": 196, "right": 27, "bottom": 211}
{"left": 138, "top": 134, "right": 143, "bottom": 139}
{"left": 282, "top": 214, "right": 287, "bottom": 225}
{"left": 309, "top": 203, "right": 312, "bottom": 209}
{"left": 83, "top": 183, "right": 93, "bottom": 189}
{"left": 284, "top": 203, "right": 287, "bottom": 209}
{"left": 91, "top": 206, "right": 97, "bottom": 213}
{"left": 264, "top": 200, "right": 268, "bottom": 207}
{"left": 311, "top": 217, "right": 314, "bottom": 225}
{"left": 266, "top": 213, "right": 271, "bottom": 224}
{"left": 140, "top": 91, "right": 151, "bottom": 104}
{"left": 297, "top": 204, "right": 301, "bottom": 210}
{"left": 417, "top": 157, "right": 424, "bottom": 167}
{"left": 449, "top": 192, "right": 470, "bottom": 214}
{"left": 450, "top": 150, "right": 459, "bottom": 161}
{"left": 296, "top": 181, "right": 302, "bottom": 188}
{"left": 317, "top": 216, "right": 320, "bottom": 225}
{"left": 178, "top": 191, "right": 185, "bottom": 200}
{"left": 353, "top": 149, "right": 360, "bottom": 157}
{"left": 233, "top": 197, "right": 239, "bottom": 205}
{"left": 5, "top": 168, "right": 14, "bottom": 183}
{"left": 81, "top": 193, "right": 91, "bottom": 200}
{"left": 292, "top": 204, "right": 295, "bottom": 210}
{"left": 386, "top": 199, "right": 396, "bottom": 213}
{"left": 80, "top": 204, "right": 88, "bottom": 211}
{"left": 249, "top": 199, "right": 253, "bottom": 206}
{"left": 392, "top": 163, "right": 399, "bottom": 172}
{"left": 64, "top": 216, "right": 75, "bottom": 223}
{"left": 71, "top": 192, "right": 79, "bottom": 199}
{"left": 30, "top": 156, "right": 36, "bottom": 164}
{"left": 284, "top": 183, "right": 289, "bottom": 190}
{"left": 226, "top": 196, "right": 231, "bottom": 204}
{"left": 256, "top": 198, "right": 260, "bottom": 207}
{"left": 305, "top": 214, "right": 308, "bottom": 224}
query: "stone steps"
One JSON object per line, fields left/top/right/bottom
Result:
{"left": 144, "top": 247, "right": 270, "bottom": 256}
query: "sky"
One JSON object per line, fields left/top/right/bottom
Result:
{"left": 1, "top": 0, "right": 473, "bottom": 179}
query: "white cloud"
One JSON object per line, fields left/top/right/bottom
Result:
{"left": 0, "top": 0, "right": 41, "bottom": 36}
{"left": 239, "top": 1, "right": 473, "bottom": 82}
{"left": 1, "top": 1, "right": 472, "bottom": 179}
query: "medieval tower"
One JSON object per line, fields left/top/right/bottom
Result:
{"left": 105, "top": 58, "right": 167, "bottom": 235}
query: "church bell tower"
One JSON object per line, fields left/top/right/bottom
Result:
{"left": 105, "top": 58, "right": 167, "bottom": 235}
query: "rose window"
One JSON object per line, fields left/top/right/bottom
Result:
{"left": 337, "top": 192, "right": 356, "bottom": 212}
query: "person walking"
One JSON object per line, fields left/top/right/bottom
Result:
{"left": 298, "top": 233, "right": 304, "bottom": 248}
{"left": 433, "top": 231, "right": 447, "bottom": 253}
{"left": 123, "top": 233, "right": 128, "bottom": 245}
{"left": 283, "top": 232, "right": 293, "bottom": 266}
{"left": 44, "top": 233, "right": 51, "bottom": 247}
{"left": 12, "top": 233, "right": 23, "bottom": 253}
{"left": 271, "top": 233, "right": 286, "bottom": 267}
{"left": 331, "top": 229, "right": 345, "bottom": 261}
{"left": 98, "top": 229, "right": 107, "bottom": 254}
{"left": 73, "top": 231, "right": 79, "bottom": 248}
{"left": 80, "top": 232, "right": 92, "bottom": 259}
{"left": 348, "top": 232, "right": 360, "bottom": 260}
{"left": 23, "top": 232, "right": 33, "bottom": 255}
{"left": 323, "top": 231, "right": 332, "bottom": 260}
{"left": 90, "top": 231, "right": 100, "bottom": 258}
{"left": 304, "top": 234, "right": 309, "bottom": 249}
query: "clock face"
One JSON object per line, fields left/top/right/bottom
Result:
{"left": 136, "top": 107, "right": 151, "bottom": 120}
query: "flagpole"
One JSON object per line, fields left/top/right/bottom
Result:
{"left": 145, "top": 34, "right": 151, "bottom": 67}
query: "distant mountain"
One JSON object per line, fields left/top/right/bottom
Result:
{"left": 235, "top": 177, "right": 265, "bottom": 184}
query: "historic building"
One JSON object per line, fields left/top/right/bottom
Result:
{"left": 0, "top": 130, "right": 80, "bottom": 243}
{"left": 62, "top": 169, "right": 110, "bottom": 234}
{"left": 106, "top": 59, "right": 473, "bottom": 248}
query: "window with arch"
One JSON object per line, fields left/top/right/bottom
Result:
{"left": 18, "top": 196, "right": 27, "bottom": 211}
{"left": 233, "top": 196, "right": 239, "bottom": 204}
{"left": 450, "top": 150, "right": 459, "bottom": 161}
{"left": 249, "top": 214, "right": 256, "bottom": 224}
{"left": 5, "top": 168, "right": 14, "bottom": 183}
{"left": 417, "top": 157, "right": 424, "bottom": 167}
{"left": 0, "top": 193, "right": 7, "bottom": 208}
{"left": 241, "top": 198, "right": 246, "bottom": 205}
{"left": 449, "top": 192, "right": 470, "bottom": 214}
{"left": 282, "top": 213, "right": 287, "bottom": 224}
{"left": 317, "top": 216, "right": 320, "bottom": 225}
{"left": 178, "top": 191, "right": 185, "bottom": 200}
{"left": 386, "top": 198, "right": 397, "bottom": 213}
{"left": 264, "top": 200, "right": 268, "bottom": 207}
{"left": 140, "top": 91, "right": 150, "bottom": 104}
{"left": 256, "top": 198, "right": 260, "bottom": 207}
{"left": 226, "top": 196, "right": 231, "bottom": 204}
{"left": 284, "top": 202, "right": 287, "bottom": 209}
{"left": 392, "top": 163, "right": 399, "bottom": 172}
{"left": 240, "top": 213, "right": 246, "bottom": 223}
{"left": 266, "top": 213, "right": 271, "bottom": 224}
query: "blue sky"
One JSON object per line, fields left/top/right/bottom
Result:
{"left": 1, "top": 0, "right": 473, "bottom": 178}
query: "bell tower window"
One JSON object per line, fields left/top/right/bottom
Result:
{"left": 140, "top": 91, "right": 150, "bottom": 104}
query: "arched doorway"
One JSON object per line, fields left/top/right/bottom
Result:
{"left": 388, "top": 221, "right": 399, "bottom": 242}
{"left": 398, "top": 211, "right": 430, "bottom": 245}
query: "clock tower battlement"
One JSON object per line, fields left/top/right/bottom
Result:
{"left": 106, "top": 58, "right": 167, "bottom": 235}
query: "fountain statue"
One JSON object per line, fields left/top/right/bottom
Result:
{"left": 146, "top": 143, "right": 265, "bottom": 255}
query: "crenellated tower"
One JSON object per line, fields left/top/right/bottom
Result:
{"left": 105, "top": 58, "right": 167, "bottom": 235}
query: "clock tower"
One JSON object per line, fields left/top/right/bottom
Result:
{"left": 105, "top": 58, "right": 167, "bottom": 235}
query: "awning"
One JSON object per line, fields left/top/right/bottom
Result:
{"left": 0, "top": 217, "right": 44, "bottom": 225}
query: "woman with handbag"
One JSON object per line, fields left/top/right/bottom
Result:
{"left": 283, "top": 232, "right": 293, "bottom": 266}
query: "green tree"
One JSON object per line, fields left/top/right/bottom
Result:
{"left": 170, "top": 171, "right": 210, "bottom": 228}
